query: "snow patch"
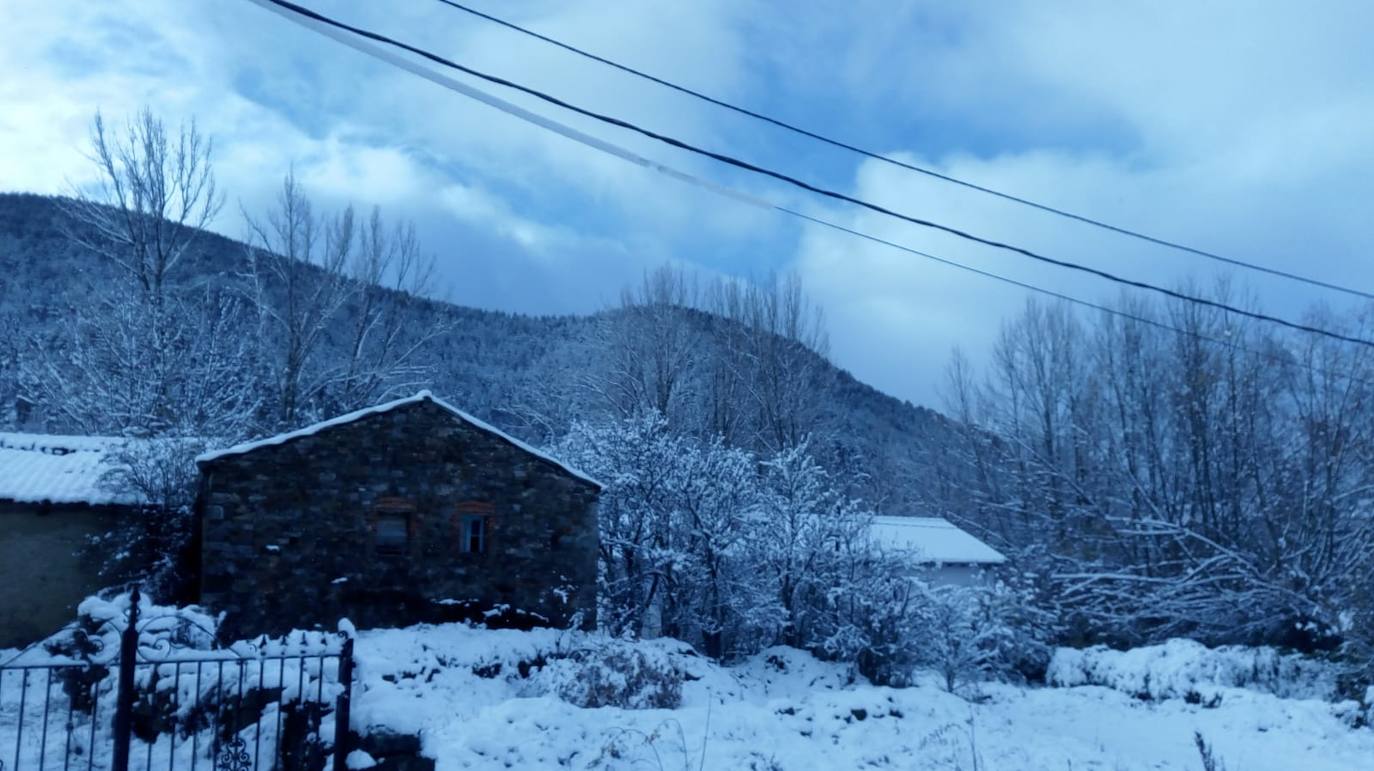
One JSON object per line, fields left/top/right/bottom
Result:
{"left": 345, "top": 749, "right": 377, "bottom": 769}
{"left": 1047, "top": 638, "right": 1340, "bottom": 701}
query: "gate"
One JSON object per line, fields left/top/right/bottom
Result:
{"left": 0, "top": 588, "right": 354, "bottom": 770}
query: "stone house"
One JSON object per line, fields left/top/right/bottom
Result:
{"left": 0, "top": 433, "right": 144, "bottom": 647}
{"left": 868, "top": 516, "right": 1007, "bottom": 585}
{"left": 195, "top": 391, "right": 601, "bottom": 639}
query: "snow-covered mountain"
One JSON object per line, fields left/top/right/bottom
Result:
{"left": 0, "top": 192, "right": 959, "bottom": 514}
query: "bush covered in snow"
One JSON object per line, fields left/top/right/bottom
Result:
{"left": 27, "top": 590, "right": 219, "bottom": 666}
{"left": 549, "top": 642, "right": 685, "bottom": 710}
{"left": 1046, "top": 638, "right": 1341, "bottom": 701}
{"left": 810, "top": 572, "right": 1054, "bottom": 691}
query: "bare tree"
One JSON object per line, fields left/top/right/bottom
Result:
{"left": 706, "top": 271, "right": 829, "bottom": 452}
{"left": 245, "top": 173, "right": 450, "bottom": 427}
{"left": 244, "top": 171, "right": 355, "bottom": 427}
{"left": 26, "top": 107, "right": 255, "bottom": 440}
{"left": 63, "top": 108, "right": 221, "bottom": 304}
{"left": 587, "top": 264, "right": 702, "bottom": 428}
{"left": 22, "top": 108, "right": 252, "bottom": 596}
{"left": 331, "top": 206, "right": 448, "bottom": 411}
{"left": 938, "top": 290, "right": 1374, "bottom": 650}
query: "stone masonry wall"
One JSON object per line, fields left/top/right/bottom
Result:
{"left": 0, "top": 502, "right": 122, "bottom": 647}
{"left": 198, "top": 398, "right": 599, "bottom": 639}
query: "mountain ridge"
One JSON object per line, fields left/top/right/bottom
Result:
{"left": 0, "top": 191, "right": 955, "bottom": 513}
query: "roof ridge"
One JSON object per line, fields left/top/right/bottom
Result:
{"left": 195, "top": 391, "right": 602, "bottom": 488}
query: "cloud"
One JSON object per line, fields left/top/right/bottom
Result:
{"left": 4, "top": 0, "right": 1373, "bottom": 409}
{"left": 788, "top": 1, "right": 1374, "bottom": 406}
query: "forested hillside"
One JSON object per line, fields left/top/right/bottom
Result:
{"left": 0, "top": 192, "right": 956, "bottom": 515}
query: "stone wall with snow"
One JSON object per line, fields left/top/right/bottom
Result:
{"left": 197, "top": 393, "right": 600, "bottom": 638}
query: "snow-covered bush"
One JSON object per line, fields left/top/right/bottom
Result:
{"left": 1339, "top": 574, "right": 1374, "bottom": 702}
{"left": 552, "top": 416, "right": 875, "bottom": 663}
{"left": 811, "top": 573, "right": 1053, "bottom": 691}
{"left": 35, "top": 590, "right": 219, "bottom": 666}
{"left": 809, "top": 556, "right": 924, "bottom": 687}
{"left": 1046, "top": 638, "right": 1341, "bottom": 701}
{"left": 750, "top": 443, "right": 872, "bottom": 650}
{"left": 549, "top": 642, "right": 684, "bottom": 710}
{"left": 89, "top": 437, "right": 214, "bottom": 599}
{"left": 917, "top": 585, "right": 1017, "bottom": 693}
{"left": 910, "top": 580, "right": 1053, "bottom": 693}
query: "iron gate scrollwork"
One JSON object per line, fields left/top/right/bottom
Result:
{"left": 0, "top": 587, "right": 355, "bottom": 770}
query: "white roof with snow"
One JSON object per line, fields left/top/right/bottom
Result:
{"left": 0, "top": 432, "right": 141, "bottom": 506}
{"left": 868, "top": 516, "right": 1007, "bottom": 565}
{"left": 196, "top": 391, "right": 602, "bottom": 488}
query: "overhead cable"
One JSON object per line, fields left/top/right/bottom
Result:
{"left": 432, "top": 0, "right": 1374, "bottom": 302}
{"left": 246, "top": 0, "right": 1374, "bottom": 360}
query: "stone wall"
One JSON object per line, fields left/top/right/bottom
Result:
{"left": 0, "top": 502, "right": 121, "bottom": 647}
{"left": 198, "top": 398, "right": 599, "bottom": 639}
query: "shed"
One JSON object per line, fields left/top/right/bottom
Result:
{"left": 868, "top": 516, "right": 1007, "bottom": 585}
{"left": 0, "top": 433, "right": 142, "bottom": 647}
{"left": 195, "top": 391, "right": 601, "bottom": 638}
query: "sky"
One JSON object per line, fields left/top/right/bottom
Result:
{"left": 3, "top": 0, "right": 1373, "bottom": 408}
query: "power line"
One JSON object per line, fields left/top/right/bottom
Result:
{"left": 781, "top": 208, "right": 1374, "bottom": 387}
{"left": 249, "top": 0, "right": 1374, "bottom": 353}
{"left": 248, "top": 0, "right": 1374, "bottom": 387}
{"left": 432, "top": 0, "right": 1374, "bottom": 303}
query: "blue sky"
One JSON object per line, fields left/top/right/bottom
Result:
{"left": 4, "top": 0, "right": 1373, "bottom": 407}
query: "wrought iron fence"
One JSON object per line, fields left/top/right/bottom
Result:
{"left": 0, "top": 588, "right": 354, "bottom": 771}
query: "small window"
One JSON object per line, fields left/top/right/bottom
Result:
{"left": 374, "top": 514, "right": 409, "bottom": 555}
{"left": 460, "top": 515, "right": 487, "bottom": 554}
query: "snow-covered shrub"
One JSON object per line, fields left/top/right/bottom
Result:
{"left": 910, "top": 580, "right": 1053, "bottom": 693}
{"left": 750, "top": 443, "right": 872, "bottom": 651}
{"left": 90, "top": 437, "right": 212, "bottom": 599}
{"left": 552, "top": 416, "right": 869, "bottom": 662}
{"left": 15, "top": 591, "right": 220, "bottom": 718}
{"left": 1046, "top": 638, "right": 1341, "bottom": 701}
{"left": 549, "top": 642, "right": 684, "bottom": 709}
{"left": 810, "top": 573, "right": 1052, "bottom": 691}
{"left": 1339, "top": 573, "right": 1374, "bottom": 702}
{"left": 810, "top": 558, "right": 924, "bottom": 687}
{"left": 36, "top": 590, "right": 219, "bottom": 666}
{"left": 917, "top": 585, "right": 1017, "bottom": 693}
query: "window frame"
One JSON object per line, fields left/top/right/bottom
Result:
{"left": 460, "top": 514, "right": 487, "bottom": 554}
{"left": 370, "top": 498, "right": 416, "bottom": 557}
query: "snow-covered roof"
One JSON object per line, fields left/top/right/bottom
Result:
{"left": 196, "top": 391, "right": 602, "bottom": 488}
{"left": 0, "top": 432, "right": 141, "bottom": 506}
{"left": 868, "top": 516, "right": 1007, "bottom": 565}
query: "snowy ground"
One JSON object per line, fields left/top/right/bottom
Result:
{"left": 349, "top": 625, "right": 1374, "bottom": 771}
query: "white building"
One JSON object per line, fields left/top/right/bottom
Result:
{"left": 867, "top": 516, "right": 1007, "bottom": 585}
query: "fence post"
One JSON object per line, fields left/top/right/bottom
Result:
{"left": 111, "top": 585, "right": 140, "bottom": 771}
{"left": 332, "top": 637, "right": 355, "bottom": 771}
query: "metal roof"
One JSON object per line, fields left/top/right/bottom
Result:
{"left": 868, "top": 516, "right": 1007, "bottom": 565}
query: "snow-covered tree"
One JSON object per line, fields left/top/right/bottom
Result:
{"left": 22, "top": 108, "right": 258, "bottom": 594}
{"left": 553, "top": 413, "right": 681, "bottom": 638}
{"left": 939, "top": 292, "right": 1374, "bottom": 659}
{"left": 752, "top": 442, "right": 871, "bottom": 648}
